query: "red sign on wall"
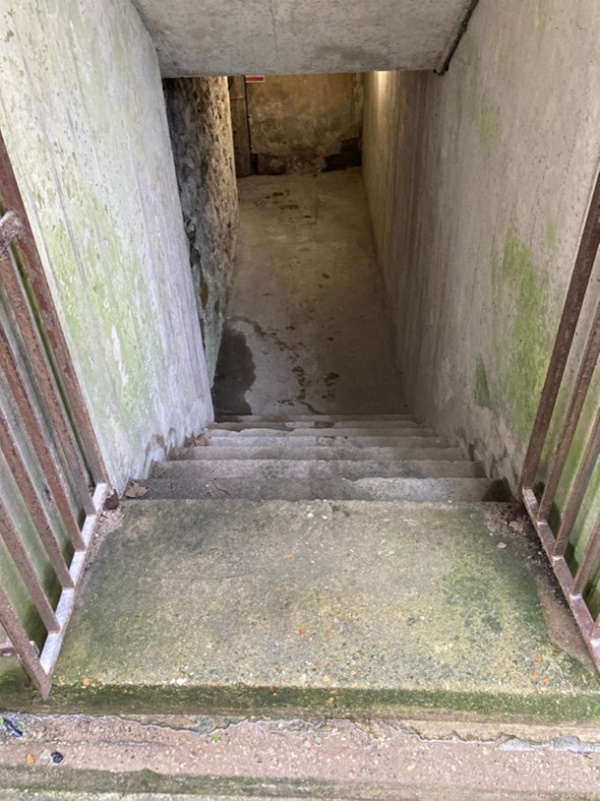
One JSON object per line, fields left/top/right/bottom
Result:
{"left": 245, "top": 76, "right": 265, "bottom": 84}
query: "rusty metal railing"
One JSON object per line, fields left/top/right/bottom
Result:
{"left": 519, "top": 168, "right": 600, "bottom": 671}
{"left": 0, "top": 129, "right": 108, "bottom": 698}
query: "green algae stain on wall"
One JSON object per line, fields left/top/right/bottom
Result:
{"left": 474, "top": 357, "right": 493, "bottom": 409}
{"left": 0, "top": 0, "right": 211, "bottom": 490}
{"left": 474, "top": 95, "right": 499, "bottom": 159}
{"left": 458, "top": 38, "right": 500, "bottom": 159}
{"left": 492, "top": 227, "right": 552, "bottom": 448}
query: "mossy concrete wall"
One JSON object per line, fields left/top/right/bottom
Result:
{"left": 165, "top": 77, "right": 239, "bottom": 384}
{"left": 0, "top": 0, "right": 213, "bottom": 492}
{"left": 363, "top": 0, "right": 600, "bottom": 491}
{"left": 362, "top": 0, "right": 600, "bottom": 600}
{"left": 246, "top": 74, "right": 363, "bottom": 174}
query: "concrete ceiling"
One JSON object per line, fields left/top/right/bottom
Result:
{"left": 132, "top": 0, "right": 475, "bottom": 77}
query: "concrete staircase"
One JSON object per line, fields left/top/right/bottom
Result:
{"left": 144, "top": 414, "right": 506, "bottom": 503}
{"left": 2, "top": 414, "right": 600, "bottom": 801}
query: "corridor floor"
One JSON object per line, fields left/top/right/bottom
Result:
{"left": 212, "top": 168, "right": 406, "bottom": 417}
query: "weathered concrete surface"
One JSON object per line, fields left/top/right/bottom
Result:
{"left": 171, "top": 446, "right": 464, "bottom": 463}
{"left": 216, "top": 414, "right": 415, "bottom": 425}
{"left": 144, "top": 416, "right": 497, "bottom": 501}
{"left": 246, "top": 74, "right": 363, "bottom": 174}
{"left": 0, "top": 0, "right": 212, "bottom": 492}
{"left": 143, "top": 475, "right": 500, "bottom": 502}
{"left": 152, "top": 457, "right": 484, "bottom": 481}
{"left": 362, "top": 0, "right": 600, "bottom": 505}
{"left": 202, "top": 435, "right": 448, "bottom": 448}
{"left": 1, "top": 715, "right": 600, "bottom": 800}
{"left": 165, "top": 77, "right": 239, "bottom": 383}
{"left": 2, "top": 500, "right": 599, "bottom": 719}
{"left": 212, "top": 171, "right": 405, "bottom": 417}
{"left": 209, "top": 425, "right": 432, "bottom": 436}
{"left": 132, "top": 0, "right": 476, "bottom": 76}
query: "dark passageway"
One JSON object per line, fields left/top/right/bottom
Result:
{"left": 212, "top": 168, "right": 405, "bottom": 418}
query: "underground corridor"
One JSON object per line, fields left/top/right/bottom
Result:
{"left": 166, "top": 72, "right": 407, "bottom": 420}
{"left": 212, "top": 167, "right": 405, "bottom": 418}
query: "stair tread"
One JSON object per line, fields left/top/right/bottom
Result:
{"left": 212, "top": 419, "right": 421, "bottom": 430}
{"left": 171, "top": 446, "right": 467, "bottom": 462}
{"left": 204, "top": 435, "right": 448, "bottom": 448}
{"left": 209, "top": 426, "right": 432, "bottom": 437}
{"left": 152, "top": 458, "right": 484, "bottom": 479}
{"left": 141, "top": 475, "right": 505, "bottom": 502}
{"left": 217, "top": 414, "right": 414, "bottom": 423}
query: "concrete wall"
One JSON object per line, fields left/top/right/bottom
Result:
{"left": 0, "top": 0, "right": 213, "bottom": 492}
{"left": 131, "top": 0, "right": 475, "bottom": 77}
{"left": 363, "top": 0, "right": 600, "bottom": 514}
{"left": 165, "top": 77, "right": 239, "bottom": 383}
{"left": 246, "top": 74, "right": 363, "bottom": 174}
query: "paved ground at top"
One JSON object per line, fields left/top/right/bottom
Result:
{"left": 1, "top": 712, "right": 600, "bottom": 799}
{"left": 212, "top": 170, "right": 406, "bottom": 418}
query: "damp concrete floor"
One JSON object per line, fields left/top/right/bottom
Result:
{"left": 212, "top": 169, "right": 406, "bottom": 418}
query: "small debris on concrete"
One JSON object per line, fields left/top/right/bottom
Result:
{"left": 3, "top": 717, "right": 23, "bottom": 738}
{"left": 124, "top": 481, "right": 148, "bottom": 499}
{"left": 104, "top": 490, "right": 120, "bottom": 511}
{"left": 50, "top": 751, "right": 64, "bottom": 764}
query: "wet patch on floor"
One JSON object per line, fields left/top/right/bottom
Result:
{"left": 211, "top": 323, "right": 256, "bottom": 416}
{"left": 213, "top": 172, "right": 407, "bottom": 417}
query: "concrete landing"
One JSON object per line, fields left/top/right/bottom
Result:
{"left": 2, "top": 500, "right": 599, "bottom": 719}
{"left": 212, "top": 171, "right": 405, "bottom": 418}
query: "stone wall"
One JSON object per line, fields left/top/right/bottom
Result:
{"left": 363, "top": 0, "right": 600, "bottom": 580}
{"left": 165, "top": 77, "right": 239, "bottom": 382}
{"left": 246, "top": 74, "right": 363, "bottom": 174}
{"left": 0, "top": 0, "right": 213, "bottom": 492}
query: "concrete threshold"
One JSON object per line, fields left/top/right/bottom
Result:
{"left": 1, "top": 500, "right": 599, "bottom": 722}
{"left": 1, "top": 713, "right": 600, "bottom": 799}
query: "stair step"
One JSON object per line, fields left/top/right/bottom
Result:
{"left": 209, "top": 425, "right": 430, "bottom": 437}
{"left": 152, "top": 458, "right": 485, "bottom": 480}
{"left": 141, "top": 475, "right": 506, "bottom": 502}
{"left": 217, "top": 413, "right": 414, "bottom": 424}
{"left": 23, "top": 498, "right": 596, "bottom": 722}
{"left": 204, "top": 435, "right": 447, "bottom": 449}
{"left": 171, "top": 445, "right": 466, "bottom": 462}
{"left": 212, "top": 419, "right": 420, "bottom": 430}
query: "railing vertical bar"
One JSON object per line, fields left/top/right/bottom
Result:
{"left": 0, "top": 256, "right": 95, "bottom": 517}
{"left": 0, "top": 500, "right": 59, "bottom": 632}
{"left": 0, "top": 587, "right": 51, "bottom": 698}
{"left": 519, "top": 169, "right": 600, "bottom": 493}
{"left": 0, "top": 327, "right": 88, "bottom": 550}
{"left": 553, "top": 408, "right": 600, "bottom": 556}
{"left": 39, "top": 482, "right": 108, "bottom": 678}
{"left": 0, "top": 409, "right": 83, "bottom": 567}
{"left": 572, "top": 514, "right": 600, "bottom": 597}
{"left": 0, "top": 129, "right": 107, "bottom": 485}
{"left": 538, "top": 301, "right": 600, "bottom": 521}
